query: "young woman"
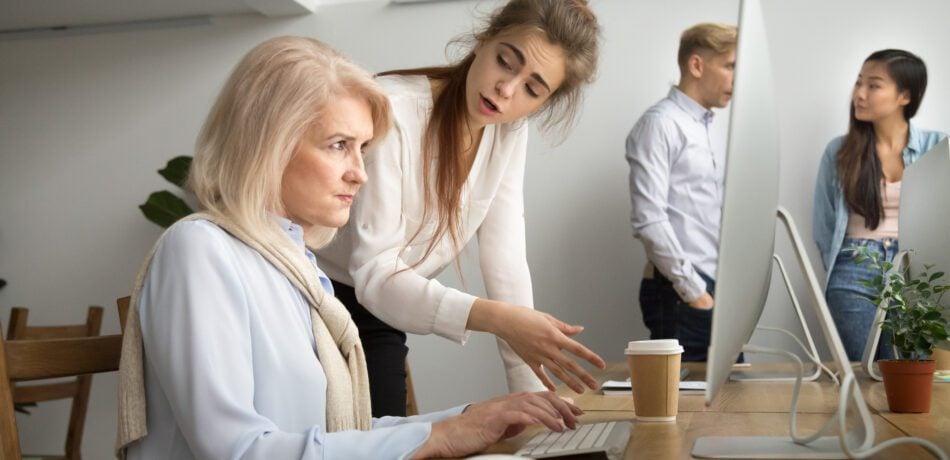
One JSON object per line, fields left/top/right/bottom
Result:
{"left": 316, "top": 0, "right": 605, "bottom": 416}
{"left": 117, "top": 36, "right": 582, "bottom": 460}
{"left": 813, "top": 49, "right": 947, "bottom": 362}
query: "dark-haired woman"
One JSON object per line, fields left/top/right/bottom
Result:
{"left": 317, "top": 0, "right": 605, "bottom": 416}
{"left": 813, "top": 49, "right": 947, "bottom": 361}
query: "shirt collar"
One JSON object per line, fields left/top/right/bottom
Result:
{"left": 271, "top": 214, "right": 335, "bottom": 296}
{"left": 272, "top": 214, "right": 308, "bottom": 252}
{"left": 669, "top": 86, "right": 715, "bottom": 125}
{"left": 906, "top": 122, "right": 924, "bottom": 155}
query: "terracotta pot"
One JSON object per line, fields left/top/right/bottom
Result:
{"left": 878, "top": 359, "right": 936, "bottom": 413}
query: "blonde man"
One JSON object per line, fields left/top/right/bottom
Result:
{"left": 625, "top": 23, "right": 737, "bottom": 362}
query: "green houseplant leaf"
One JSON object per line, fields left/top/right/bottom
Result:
{"left": 852, "top": 245, "right": 950, "bottom": 360}
{"left": 158, "top": 156, "right": 192, "bottom": 188}
{"left": 140, "top": 191, "right": 193, "bottom": 228}
{"left": 140, "top": 156, "right": 195, "bottom": 229}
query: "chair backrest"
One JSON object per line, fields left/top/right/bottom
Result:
{"left": 116, "top": 297, "right": 130, "bottom": 334}
{"left": 1, "top": 307, "right": 119, "bottom": 460}
{"left": 405, "top": 359, "right": 419, "bottom": 416}
{"left": 0, "top": 332, "right": 122, "bottom": 459}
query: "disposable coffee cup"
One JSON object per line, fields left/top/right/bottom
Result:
{"left": 625, "top": 339, "right": 684, "bottom": 422}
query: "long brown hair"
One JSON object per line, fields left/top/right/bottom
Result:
{"left": 380, "top": 0, "right": 600, "bottom": 267}
{"left": 837, "top": 49, "right": 927, "bottom": 230}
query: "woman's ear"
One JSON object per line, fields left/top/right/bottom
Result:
{"left": 897, "top": 89, "right": 911, "bottom": 107}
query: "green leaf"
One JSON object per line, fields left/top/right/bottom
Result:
{"left": 923, "top": 310, "right": 941, "bottom": 321}
{"left": 930, "top": 272, "right": 945, "bottom": 282}
{"left": 139, "top": 191, "right": 193, "bottom": 228}
{"left": 158, "top": 156, "right": 193, "bottom": 188}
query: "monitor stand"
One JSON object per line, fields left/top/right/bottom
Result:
{"left": 860, "top": 250, "right": 910, "bottom": 381}
{"left": 693, "top": 208, "right": 878, "bottom": 459}
{"left": 730, "top": 255, "right": 823, "bottom": 382}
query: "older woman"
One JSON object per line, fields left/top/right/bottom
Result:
{"left": 117, "top": 36, "right": 579, "bottom": 460}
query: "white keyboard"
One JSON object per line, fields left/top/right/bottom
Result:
{"left": 514, "top": 420, "right": 632, "bottom": 459}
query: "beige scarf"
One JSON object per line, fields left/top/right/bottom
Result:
{"left": 116, "top": 213, "right": 372, "bottom": 457}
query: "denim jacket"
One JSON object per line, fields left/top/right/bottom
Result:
{"left": 812, "top": 123, "right": 947, "bottom": 286}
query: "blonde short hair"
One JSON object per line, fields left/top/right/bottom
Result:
{"left": 189, "top": 36, "right": 391, "bottom": 248}
{"left": 677, "top": 22, "right": 737, "bottom": 71}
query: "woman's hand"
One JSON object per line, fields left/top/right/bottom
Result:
{"left": 468, "top": 300, "right": 606, "bottom": 393}
{"left": 411, "top": 391, "right": 582, "bottom": 459}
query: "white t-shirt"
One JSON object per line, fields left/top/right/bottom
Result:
{"left": 317, "top": 74, "right": 544, "bottom": 392}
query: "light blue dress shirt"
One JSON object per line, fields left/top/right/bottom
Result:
{"left": 626, "top": 86, "right": 725, "bottom": 302}
{"left": 812, "top": 124, "right": 946, "bottom": 285}
{"left": 127, "top": 218, "right": 465, "bottom": 460}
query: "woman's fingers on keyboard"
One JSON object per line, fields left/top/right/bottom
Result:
{"left": 540, "top": 392, "right": 580, "bottom": 429}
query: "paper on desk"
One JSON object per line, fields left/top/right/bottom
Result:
{"left": 601, "top": 379, "right": 707, "bottom": 392}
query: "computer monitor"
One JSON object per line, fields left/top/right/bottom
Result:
{"left": 897, "top": 137, "right": 950, "bottom": 351}
{"left": 900, "top": 138, "right": 950, "bottom": 281}
{"left": 695, "top": 0, "right": 945, "bottom": 457}
{"left": 863, "top": 137, "right": 950, "bottom": 377}
{"left": 702, "top": 0, "right": 779, "bottom": 404}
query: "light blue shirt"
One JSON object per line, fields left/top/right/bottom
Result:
{"left": 128, "top": 218, "right": 465, "bottom": 460}
{"left": 812, "top": 124, "right": 946, "bottom": 285}
{"left": 626, "top": 87, "right": 725, "bottom": 302}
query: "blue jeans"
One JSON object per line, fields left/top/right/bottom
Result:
{"left": 639, "top": 270, "right": 715, "bottom": 362}
{"left": 826, "top": 237, "right": 897, "bottom": 362}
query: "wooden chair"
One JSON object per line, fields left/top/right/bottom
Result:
{"left": 5, "top": 307, "right": 105, "bottom": 459}
{"left": 116, "top": 297, "right": 130, "bottom": 334}
{"left": 0, "top": 325, "right": 122, "bottom": 459}
{"left": 118, "top": 296, "right": 420, "bottom": 416}
{"left": 405, "top": 359, "right": 419, "bottom": 416}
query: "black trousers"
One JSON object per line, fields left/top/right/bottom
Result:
{"left": 639, "top": 270, "right": 744, "bottom": 363}
{"left": 331, "top": 280, "right": 408, "bottom": 417}
{"left": 639, "top": 270, "right": 716, "bottom": 362}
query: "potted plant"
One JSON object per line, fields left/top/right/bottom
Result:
{"left": 854, "top": 246, "right": 950, "bottom": 413}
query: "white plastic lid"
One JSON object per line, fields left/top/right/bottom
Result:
{"left": 624, "top": 339, "right": 684, "bottom": 355}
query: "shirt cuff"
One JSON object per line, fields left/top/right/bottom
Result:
{"left": 323, "top": 422, "right": 431, "bottom": 460}
{"left": 372, "top": 404, "right": 468, "bottom": 428}
{"left": 432, "top": 289, "right": 477, "bottom": 344}
{"left": 672, "top": 272, "right": 707, "bottom": 303}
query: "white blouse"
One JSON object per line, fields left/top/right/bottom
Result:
{"left": 317, "top": 75, "right": 544, "bottom": 393}
{"left": 128, "top": 219, "right": 464, "bottom": 460}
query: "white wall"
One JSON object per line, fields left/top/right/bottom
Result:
{"left": 1, "top": 0, "right": 949, "bottom": 457}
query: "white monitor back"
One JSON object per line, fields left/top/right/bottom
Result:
{"left": 705, "top": 0, "right": 780, "bottom": 405}
{"left": 900, "top": 137, "right": 950, "bottom": 279}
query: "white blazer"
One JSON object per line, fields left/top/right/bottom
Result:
{"left": 317, "top": 75, "right": 544, "bottom": 392}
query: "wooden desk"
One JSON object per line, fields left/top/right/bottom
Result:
{"left": 485, "top": 362, "right": 949, "bottom": 459}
